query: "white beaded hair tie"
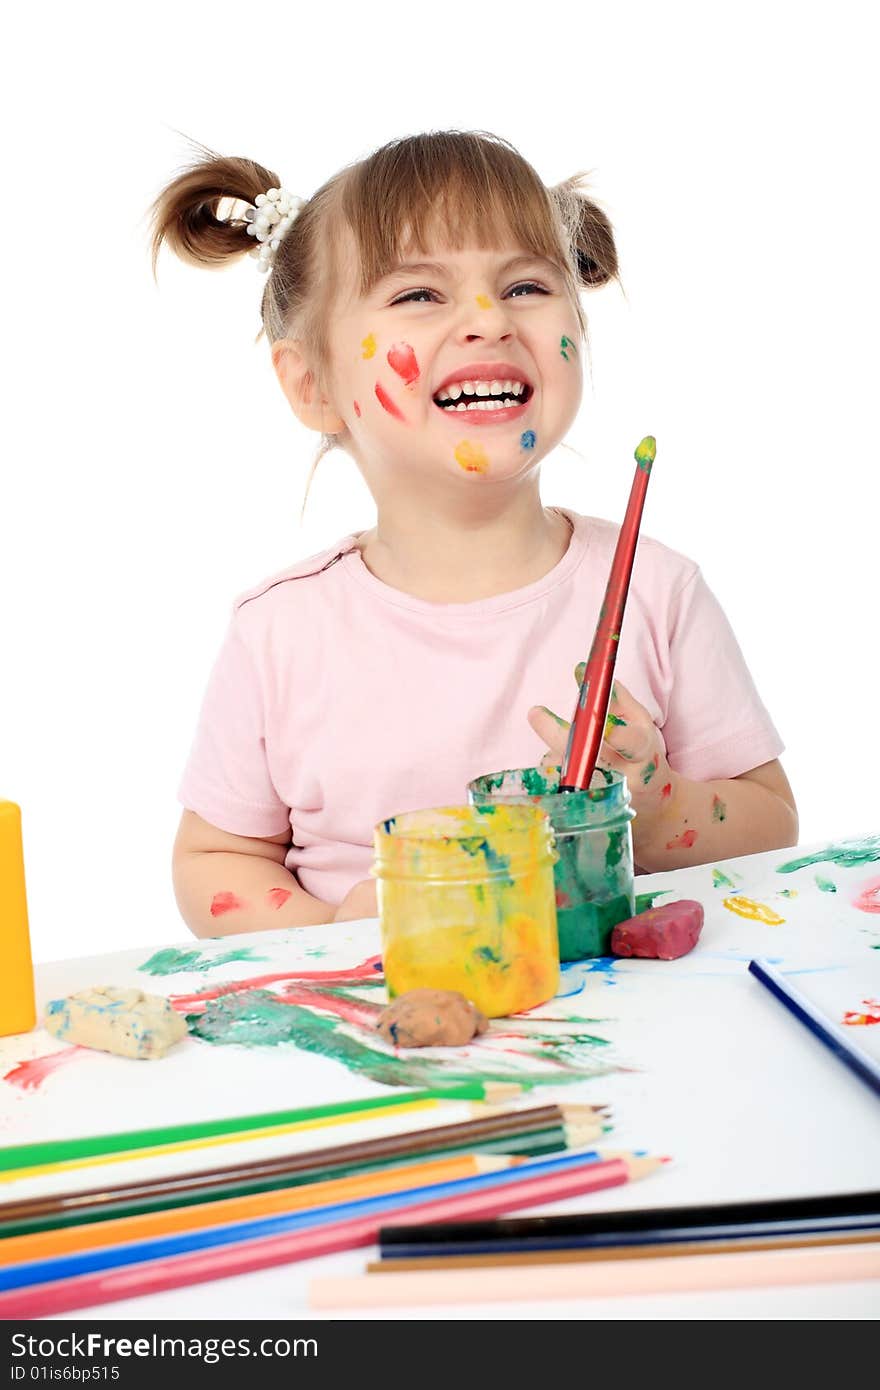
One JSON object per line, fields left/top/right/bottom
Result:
{"left": 243, "top": 187, "right": 304, "bottom": 273}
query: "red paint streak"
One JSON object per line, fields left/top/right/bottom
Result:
{"left": 169, "top": 955, "right": 384, "bottom": 1011}
{"left": 374, "top": 382, "right": 406, "bottom": 421}
{"left": 266, "top": 888, "right": 292, "bottom": 911}
{"left": 666, "top": 829, "right": 698, "bottom": 850}
{"left": 353, "top": 400, "right": 361, "bottom": 417}
{"left": 387, "top": 342, "right": 420, "bottom": 386}
{"left": 852, "top": 876, "right": 880, "bottom": 914}
{"left": 210, "top": 892, "right": 245, "bottom": 918}
{"left": 843, "top": 999, "right": 880, "bottom": 1026}
{"left": 555, "top": 890, "right": 572, "bottom": 909}
{"left": 660, "top": 783, "right": 672, "bottom": 800}
{"left": 3, "top": 1048, "right": 81, "bottom": 1092}
{"left": 278, "top": 984, "right": 383, "bottom": 1028}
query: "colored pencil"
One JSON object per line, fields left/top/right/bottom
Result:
{"left": 0, "top": 1146, "right": 618, "bottom": 1291}
{"left": 559, "top": 434, "right": 655, "bottom": 791}
{"left": 0, "top": 1154, "right": 521, "bottom": 1267}
{"left": 0, "top": 1079, "right": 530, "bottom": 1174}
{"left": 377, "top": 1188, "right": 880, "bottom": 1259}
{"left": 749, "top": 958, "right": 880, "bottom": 1099}
{"left": 310, "top": 1242, "right": 880, "bottom": 1309}
{"left": 0, "top": 1105, "right": 607, "bottom": 1239}
{"left": 0, "top": 1152, "right": 661, "bottom": 1318}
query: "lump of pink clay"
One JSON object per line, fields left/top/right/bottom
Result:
{"left": 377, "top": 989, "right": 489, "bottom": 1048}
{"left": 611, "top": 900, "right": 704, "bottom": 960}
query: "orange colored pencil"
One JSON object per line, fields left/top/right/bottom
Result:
{"left": 0, "top": 1153, "right": 515, "bottom": 1267}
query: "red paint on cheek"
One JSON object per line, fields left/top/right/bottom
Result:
{"left": 353, "top": 401, "right": 361, "bottom": 417}
{"left": 660, "top": 783, "right": 672, "bottom": 800}
{"left": 666, "top": 829, "right": 698, "bottom": 850}
{"left": 210, "top": 891, "right": 245, "bottom": 918}
{"left": 266, "top": 887, "right": 292, "bottom": 910}
{"left": 387, "top": 342, "right": 420, "bottom": 386}
{"left": 852, "top": 876, "right": 880, "bottom": 914}
{"left": 375, "top": 382, "right": 406, "bottom": 421}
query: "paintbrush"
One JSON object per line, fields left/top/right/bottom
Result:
{"left": 559, "top": 435, "right": 655, "bottom": 791}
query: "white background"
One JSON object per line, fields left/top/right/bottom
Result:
{"left": 2, "top": 1, "right": 877, "bottom": 962}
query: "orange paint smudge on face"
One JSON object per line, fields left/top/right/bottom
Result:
{"left": 843, "top": 999, "right": 880, "bottom": 1026}
{"left": 375, "top": 382, "right": 406, "bottom": 421}
{"left": 266, "top": 888, "right": 292, "bottom": 910}
{"left": 210, "top": 891, "right": 245, "bottom": 918}
{"left": 666, "top": 829, "right": 698, "bottom": 850}
{"left": 454, "top": 440, "right": 489, "bottom": 473}
{"left": 387, "top": 342, "right": 419, "bottom": 386}
{"left": 722, "top": 895, "right": 785, "bottom": 925}
{"left": 476, "top": 294, "right": 492, "bottom": 309}
{"left": 361, "top": 333, "right": 377, "bottom": 359}
{"left": 353, "top": 401, "right": 361, "bottom": 417}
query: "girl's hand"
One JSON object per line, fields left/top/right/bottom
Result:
{"left": 333, "top": 877, "right": 379, "bottom": 922}
{"left": 527, "top": 671, "right": 671, "bottom": 813}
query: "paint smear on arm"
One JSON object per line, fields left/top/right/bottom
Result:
{"left": 666, "top": 829, "right": 698, "bottom": 850}
{"left": 210, "top": 892, "right": 246, "bottom": 918}
{"left": 266, "top": 888, "right": 293, "bottom": 910}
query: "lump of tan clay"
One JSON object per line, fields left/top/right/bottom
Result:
{"left": 44, "top": 986, "right": 188, "bottom": 1059}
{"left": 611, "top": 899, "right": 705, "bottom": 960}
{"left": 377, "top": 989, "right": 489, "bottom": 1048}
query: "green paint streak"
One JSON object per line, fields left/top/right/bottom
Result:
{"left": 473, "top": 945, "right": 503, "bottom": 965}
{"left": 641, "top": 759, "right": 658, "bottom": 786}
{"left": 190, "top": 993, "right": 610, "bottom": 1088}
{"left": 634, "top": 435, "right": 656, "bottom": 473}
{"left": 521, "top": 766, "right": 553, "bottom": 796}
{"left": 712, "top": 797, "right": 728, "bottom": 823}
{"left": 138, "top": 946, "right": 267, "bottom": 977}
{"left": 635, "top": 889, "right": 674, "bottom": 913}
{"left": 606, "top": 714, "right": 627, "bottom": 728}
{"left": 459, "top": 836, "right": 512, "bottom": 880}
{"left": 778, "top": 889, "right": 797, "bottom": 899}
{"left": 712, "top": 868, "right": 738, "bottom": 890}
{"left": 560, "top": 335, "right": 578, "bottom": 360}
{"left": 776, "top": 837, "right": 880, "bottom": 874}
{"left": 815, "top": 875, "right": 837, "bottom": 894}
{"left": 541, "top": 706, "right": 569, "bottom": 729}
{"left": 604, "top": 829, "right": 626, "bottom": 872}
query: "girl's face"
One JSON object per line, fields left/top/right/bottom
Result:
{"left": 326, "top": 234, "right": 583, "bottom": 489}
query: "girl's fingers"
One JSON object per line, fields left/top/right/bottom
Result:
{"left": 527, "top": 704, "right": 570, "bottom": 758}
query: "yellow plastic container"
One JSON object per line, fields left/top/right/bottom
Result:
{"left": 373, "top": 804, "right": 559, "bottom": 1019}
{"left": 0, "top": 800, "right": 36, "bottom": 1037}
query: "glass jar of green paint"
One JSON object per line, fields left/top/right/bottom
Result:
{"left": 467, "top": 766, "right": 635, "bottom": 962}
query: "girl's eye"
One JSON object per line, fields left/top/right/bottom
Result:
{"left": 505, "top": 280, "right": 549, "bottom": 298}
{"left": 390, "top": 287, "right": 439, "bottom": 305}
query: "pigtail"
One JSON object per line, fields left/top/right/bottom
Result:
{"left": 551, "top": 175, "right": 619, "bottom": 289}
{"left": 148, "top": 137, "right": 282, "bottom": 280}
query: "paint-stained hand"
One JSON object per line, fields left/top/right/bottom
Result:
{"left": 333, "top": 878, "right": 379, "bottom": 923}
{"left": 527, "top": 671, "right": 670, "bottom": 810}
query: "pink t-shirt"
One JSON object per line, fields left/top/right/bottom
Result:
{"left": 179, "top": 510, "right": 783, "bottom": 904}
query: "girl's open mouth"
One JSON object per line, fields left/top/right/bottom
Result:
{"left": 432, "top": 377, "right": 533, "bottom": 426}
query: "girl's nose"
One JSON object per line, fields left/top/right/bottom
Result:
{"left": 459, "top": 297, "right": 514, "bottom": 343}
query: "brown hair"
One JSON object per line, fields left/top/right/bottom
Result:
{"left": 149, "top": 130, "right": 618, "bottom": 465}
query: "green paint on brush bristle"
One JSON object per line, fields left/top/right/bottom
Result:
{"left": 635, "top": 436, "right": 656, "bottom": 473}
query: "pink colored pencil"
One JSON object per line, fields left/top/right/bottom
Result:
{"left": 0, "top": 1155, "right": 653, "bottom": 1319}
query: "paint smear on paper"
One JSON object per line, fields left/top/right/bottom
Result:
{"left": 170, "top": 956, "right": 384, "bottom": 1011}
{"left": 712, "top": 796, "right": 727, "bottom": 822}
{"left": 361, "top": 333, "right": 376, "bottom": 359}
{"left": 375, "top": 382, "right": 406, "bottom": 421}
{"left": 520, "top": 430, "right": 536, "bottom": 450}
{"left": 210, "top": 892, "right": 245, "bottom": 918}
{"left": 815, "top": 875, "right": 837, "bottom": 893}
{"left": 778, "top": 889, "right": 798, "bottom": 899}
{"left": 476, "top": 294, "right": 492, "bottom": 309}
{"left": 712, "top": 868, "right": 739, "bottom": 890}
{"left": 2, "top": 1048, "right": 81, "bottom": 1092}
{"left": 852, "top": 876, "right": 880, "bottom": 914}
{"left": 666, "top": 829, "right": 698, "bottom": 850}
{"left": 723, "top": 895, "right": 786, "bottom": 925}
{"left": 842, "top": 999, "right": 880, "bottom": 1026}
{"left": 138, "top": 946, "right": 267, "bottom": 977}
{"left": 454, "top": 440, "right": 489, "bottom": 474}
{"left": 777, "top": 837, "right": 880, "bottom": 873}
{"left": 266, "top": 888, "right": 292, "bottom": 911}
{"left": 387, "top": 342, "right": 420, "bottom": 385}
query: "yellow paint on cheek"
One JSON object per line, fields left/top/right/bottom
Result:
{"left": 475, "top": 294, "right": 492, "bottom": 310}
{"left": 454, "top": 441, "right": 490, "bottom": 474}
{"left": 361, "top": 333, "right": 377, "bottom": 359}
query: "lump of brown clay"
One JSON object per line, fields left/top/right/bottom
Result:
{"left": 377, "top": 989, "right": 489, "bottom": 1048}
{"left": 611, "top": 900, "right": 705, "bottom": 960}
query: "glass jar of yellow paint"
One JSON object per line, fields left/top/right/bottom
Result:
{"left": 468, "top": 766, "right": 635, "bottom": 962}
{"left": 373, "top": 804, "right": 559, "bottom": 1019}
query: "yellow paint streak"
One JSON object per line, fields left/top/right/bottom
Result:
{"left": 454, "top": 441, "right": 490, "bottom": 474}
{"left": 476, "top": 294, "right": 492, "bottom": 310}
{"left": 361, "top": 333, "right": 377, "bottom": 359}
{"left": 722, "top": 895, "right": 786, "bottom": 925}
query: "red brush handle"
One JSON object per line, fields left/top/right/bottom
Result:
{"left": 559, "top": 440, "right": 655, "bottom": 791}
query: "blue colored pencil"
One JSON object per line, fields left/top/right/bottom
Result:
{"left": 748, "top": 958, "right": 880, "bottom": 1099}
{"left": 0, "top": 1148, "right": 603, "bottom": 1292}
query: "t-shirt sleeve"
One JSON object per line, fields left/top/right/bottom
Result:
{"left": 661, "top": 568, "right": 784, "bottom": 782}
{"left": 177, "top": 617, "right": 291, "bottom": 838}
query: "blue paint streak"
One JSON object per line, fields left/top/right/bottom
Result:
{"left": 520, "top": 430, "right": 536, "bottom": 450}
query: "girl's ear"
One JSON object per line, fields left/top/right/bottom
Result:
{"left": 271, "top": 339, "right": 346, "bottom": 434}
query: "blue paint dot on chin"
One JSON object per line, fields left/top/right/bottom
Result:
{"left": 520, "top": 430, "right": 536, "bottom": 450}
